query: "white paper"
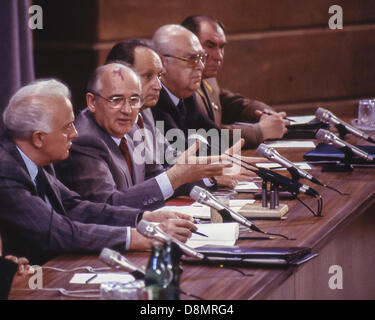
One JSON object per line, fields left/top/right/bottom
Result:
{"left": 266, "top": 141, "right": 315, "bottom": 148}
{"left": 69, "top": 273, "right": 135, "bottom": 284}
{"left": 256, "top": 162, "right": 312, "bottom": 170}
{"left": 186, "top": 222, "right": 239, "bottom": 248}
{"left": 156, "top": 205, "right": 211, "bottom": 219}
{"left": 287, "top": 115, "right": 316, "bottom": 125}
{"left": 234, "top": 181, "right": 260, "bottom": 192}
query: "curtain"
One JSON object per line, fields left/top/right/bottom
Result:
{"left": 0, "top": 0, "right": 35, "bottom": 131}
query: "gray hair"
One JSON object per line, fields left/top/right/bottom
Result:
{"left": 3, "top": 79, "right": 71, "bottom": 139}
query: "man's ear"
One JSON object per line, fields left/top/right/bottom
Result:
{"left": 31, "top": 131, "right": 45, "bottom": 149}
{"left": 86, "top": 92, "right": 96, "bottom": 113}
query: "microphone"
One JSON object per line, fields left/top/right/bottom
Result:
{"left": 99, "top": 248, "right": 145, "bottom": 279}
{"left": 315, "top": 107, "right": 375, "bottom": 143}
{"left": 253, "top": 167, "right": 320, "bottom": 198}
{"left": 136, "top": 220, "right": 205, "bottom": 260}
{"left": 257, "top": 143, "right": 321, "bottom": 185}
{"left": 190, "top": 186, "right": 263, "bottom": 233}
{"left": 316, "top": 129, "right": 374, "bottom": 162}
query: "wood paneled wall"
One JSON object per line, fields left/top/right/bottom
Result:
{"left": 33, "top": 0, "right": 375, "bottom": 116}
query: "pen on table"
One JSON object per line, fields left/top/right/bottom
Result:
{"left": 239, "top": 236, "right": 275, "bottom": 240}
{"left": 261, "top": 111, "right": 295, "bottom": 123}
{"left": 85, "top": 273, "right": 98, "bottom": 284}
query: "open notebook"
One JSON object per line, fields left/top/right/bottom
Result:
{"left": 186, "top": 222, "right": 239, "bottom": 248}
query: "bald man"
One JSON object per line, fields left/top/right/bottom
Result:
{"left": 55, "top": 63, "right": 228, "bottom": 210}
{"left": 151, "top": 24, "right": 229, "bottom": 153}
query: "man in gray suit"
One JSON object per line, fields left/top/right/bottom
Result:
{"left": 0, "top": 79, "right": 196, "bottom": 265}
{"left": 55, "top": 63, "right": 228, "bottom": 210}
{"left": 105, "top": 40, "right": 263, "bottom": 189}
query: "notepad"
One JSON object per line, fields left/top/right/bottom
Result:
{"left": 69, "top": 273, "right": 135, "bottom": 284}
{"left": 186, "top": 222, "right": 239, "bottom": 248}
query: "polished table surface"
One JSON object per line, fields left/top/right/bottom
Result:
{"left": 8, "top": 133, "right": 375, "bottom": 300}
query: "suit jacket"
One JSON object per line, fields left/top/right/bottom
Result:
{"left": 152, "top": 87, "right": 224, "bottom": 154}
{"left": 0, "top": 133, "right": 140, "bottom": 265}
{"left": 134, "top": 108, "right": 207, "bottom": 194}
{"left": 55, "top": 109, "right": 166, "bottom": 211}
{"left": 195, "top": 78, "right": 270, "bottom": 148}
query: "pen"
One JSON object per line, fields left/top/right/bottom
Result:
{"left": 191, "top": 229, "right": 208, "bottom": 237}
{"left": 239, "top": 236, "right": 275, "bottom": 240}
{"left": 261, "top": 111, "right": 295, "bottom": 122}
{"left": 85, "top": 273, "right": 98, "bottom": 284}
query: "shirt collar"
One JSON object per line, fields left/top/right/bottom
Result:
{"left": 16, "top": 146, "right": 38, "bottom": 183}
{"left": 162, "top": 84, "right": 180, "bottom": 107}
{"left": 111, "top": 134, "right": 129, "bottom": 147}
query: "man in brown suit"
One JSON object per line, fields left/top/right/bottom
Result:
{"left": 182, "top": 15, "right": 289, "bottom": 148}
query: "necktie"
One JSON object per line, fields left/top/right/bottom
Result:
{"left": 35, "top": 167, "right": 49, "bottom": 200}
{"left": 137, "top": 114, "right": 144, "bottom": 129}
{"left": 177, "top": 99, "right": 187, "bottom": 120}
{"left": 119, "top": 137, "right": 133, "bottom": 178}
{"left": 35, "top": 167, "right": 63, "bottom": 214}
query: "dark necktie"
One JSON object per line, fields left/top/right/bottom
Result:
{"left": 177, "top": 99, "right": 187, "bottom": 122}
{"left": 35, "top": 167, "right": 63, "bottom": 214}
{"left": 119, "top": 137, "right": 133, "bottom": 179}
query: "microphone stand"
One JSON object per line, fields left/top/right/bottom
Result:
{"left": 225, "top": 153, "right": 324, "bottom": 217}
{"left": 322, "top": 146, "right": 354, "bottom": 172}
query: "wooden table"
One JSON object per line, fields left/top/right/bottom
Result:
{"left": 9, "top": 135, "right": 375, "bottom": 300}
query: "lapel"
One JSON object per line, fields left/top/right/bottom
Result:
{"left": 41, "top": 166, "right": 67, "bottom": 215}
{"left": 196, "top": 83, "right": 215, "bottom": 121}
{"left": 159, "top": 88, "right": 185, "bottom": 130}
{"left": 200, "top": 79, "right": 222, "bottom": 125}
{"left": 81, "top": 109, "right": 135, "bottom": 187}
{"left": 2, "top": 133, "right": 67, "bottom": 215}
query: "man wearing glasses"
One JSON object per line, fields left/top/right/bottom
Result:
{"left": 151, "top": 24, "right": 225, "bottom": 149}
{"left": 181, "top": 15, "right": 289, "bottom": 148}
{"left": 55, "top": 63, "right": 228, "bottom": 210}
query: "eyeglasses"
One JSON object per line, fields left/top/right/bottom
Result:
{"left": 163, "top": 52, "right": 208, "bottom": 68}
{"left": 89, "top": 92, "right": 143, "bottom": 110}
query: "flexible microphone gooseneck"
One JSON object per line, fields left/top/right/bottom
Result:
{"left": 256, "top": 143, "right": 349, "bottom": 196}
{"left": 190, "top": 186, "right": 295, "bottom": 239}
{"left": 316, "top": 129, "right": 374, "bottom": 162}
{"left": 136, "top": 220, "right": 205, "bottom": 260}
{"left": 99, "top": 248, "right": 146, "bottom": 279}
{"left": 315, "top": 107, "right": 375, "bottom": 144}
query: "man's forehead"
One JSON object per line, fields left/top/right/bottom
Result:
{"left": 134, "top": 47, "right": 163, "bottom": 70}
{"left": 199, "top": 20, "right": 226, "bottom": 43}
{"left": 101, "top": 65, "right": 140, "bottom": 92}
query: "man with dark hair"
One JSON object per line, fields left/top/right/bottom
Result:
{"left": 0, "top": 78, "right": 196, "bottom": 265}
{"left": 181, "top": 15, "right": 289, "bottom": 148}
